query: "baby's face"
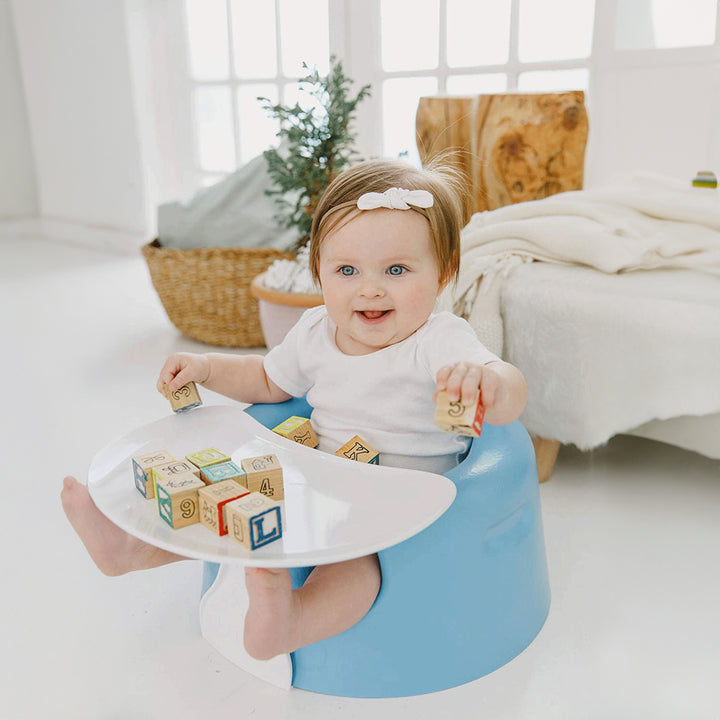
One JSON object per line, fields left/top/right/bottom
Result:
{"left": 318, "top": 208, "right": 442, "bottom": 355}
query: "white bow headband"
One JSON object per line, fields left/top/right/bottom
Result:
{"left": 357, "top": 187, "right": 434, "bottom": 211}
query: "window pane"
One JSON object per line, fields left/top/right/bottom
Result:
{"left": 446, "top": 73, "right": 508, "bottom": 94}
{"left": 447, "top": 0, "right": 511, "bottom": 67}
{"left": 517, "top": 68, "right": 589, "bottom": 92}
{"left": 383, "top": 77, "right": 438, "bottom": 163}
{"left": 518, "top": 0, "right": 595, "bottom": 61}
{"left": 238, "top": 85, "right": 280, "bottom": 165}
{"left": 279, "top": 0, "right": 329, "bottom": 77}
{"left": 231, "top": 0, "right": 276, "bottom": 78}
{"left": 615, "top": 0, "right": 717, "bottom": 50}
{"left": 194, "top": 87, "right": 235, "bottom": 172}
{"left": 381, "top": 0, "right": 439, "bottom": 71}
{"left": 185, "top": 0, "right": 229, "bottom": 80}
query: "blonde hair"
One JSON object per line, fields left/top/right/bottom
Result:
{"left": 309, "top": 157, "right": 469, "bottom": 287}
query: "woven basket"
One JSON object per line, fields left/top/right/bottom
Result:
{"left": 142, "top": 239, "right": 287, "bottom": 347}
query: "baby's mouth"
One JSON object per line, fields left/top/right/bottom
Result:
{"left": 358, "top": 310, "right": 390, "bottom": 320}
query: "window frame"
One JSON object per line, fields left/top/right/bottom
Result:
{"left": 168, "top": 0, "right": 720, "bottom": 190}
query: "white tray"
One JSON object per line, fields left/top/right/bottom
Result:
{"left": 88, "top": 405, "right": 456, "bottom": 567}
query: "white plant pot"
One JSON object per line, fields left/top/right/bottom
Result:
{"left": 250, "top": 272, "right": 324, "bottom": 349}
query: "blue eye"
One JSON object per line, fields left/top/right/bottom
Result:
{"left": 387, "top": 265, "right": 406, "bottom": 276}
{"left": 339, "top": 266, "right": 357, "bottom": 276}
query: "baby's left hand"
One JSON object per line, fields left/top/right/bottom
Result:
{"left": 435, "top": 361, "right": 500, "bottom": 408}
{"left": 435, "top": 360, "right": 527, "bottom": 426}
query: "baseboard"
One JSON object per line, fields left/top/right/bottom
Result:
{"left": 0, "top": 217, "right": 147, "bottom": 256}
{"left": 626, "top": 413, "right": 720, "bottom": 460}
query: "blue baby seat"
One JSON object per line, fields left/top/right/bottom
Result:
{"left": 203, "top": 396, "right": 550, "bottom": 698}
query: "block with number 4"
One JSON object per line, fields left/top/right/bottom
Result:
{"left": 335, "top": 435, "right": 380, "bottom": 464}
{"left": 163, "top": 381, "right": 202, "bottom": 413}
{"left": 434, "top": 390, "right": 485, "bottom": 437}
{"left": 272, "top": 416, "right": 319, "bottom": 448}
{"left": 156, "top": 473, "right": 205, "bottom": 529}
{"left": 226, "top": 492, "right": 283, "bottom": 550}
{"left": 198, "top": 479, "right": 249, "bottom": 536}
{"left": 240, "top": 454, "right": 284, "bottom": 501}
{"left": 132, "top": 450, "right": 174, "bottom": 499}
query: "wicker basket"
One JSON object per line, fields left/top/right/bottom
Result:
{"left": 142, "top": 239, "right": 287, "bottom": 347}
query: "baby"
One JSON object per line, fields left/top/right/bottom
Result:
{"left": 62, "top": 157, "right": 527, "bottom": 662}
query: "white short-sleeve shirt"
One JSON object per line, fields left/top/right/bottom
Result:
{"left": 263, "top": 306, "right": 499, "bottom": 473}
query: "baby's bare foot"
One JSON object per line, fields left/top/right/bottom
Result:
{"left": 243, "top": 567, "right": 301, "bottom": 661}
{"left": 61, "top": 476, "right": 185, "bottom": 575}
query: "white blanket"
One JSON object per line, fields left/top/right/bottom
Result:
{"left": 442, "top": 174, "right": 720, "bottom": 449}
{"left": 447, "top": 174, "right": 720, "bottom": 357}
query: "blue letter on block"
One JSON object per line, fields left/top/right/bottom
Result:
{"left": 250, "top": 508, "right": 282, "bottom": 550}
{"left": 203, "top": 461, "right": 245, "bottom": 484}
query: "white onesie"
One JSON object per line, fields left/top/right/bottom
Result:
{"left": 263, "top": 306, "right": 499, "bottom": 474}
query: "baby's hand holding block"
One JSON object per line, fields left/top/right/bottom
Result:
{"left": 226, "top": 492, "right": 283, "bottom": 550}
{"left": 434, "top": 391, "right": 485, "bottom": 437}
{"left": 164, "top": 381, "right": 202, "bottom": 413}
{"left": 272, "top": 416, "right": 319, "bottom": 448}
{"left": 335, "top": 436, "right": 380, "bottom": 464}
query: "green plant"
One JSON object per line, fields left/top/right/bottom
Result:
{"left": 260, "top": 57, "right": 371, "bottom": 249}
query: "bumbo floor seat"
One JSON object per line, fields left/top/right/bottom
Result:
{"left": 204, "top": 396, "right": 550, "bottom": 698}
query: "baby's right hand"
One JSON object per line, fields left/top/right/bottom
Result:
{"left": 156, "top": 352, "right": 211, "bottom": 396}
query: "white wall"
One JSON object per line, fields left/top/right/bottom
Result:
{"left": 10, "top": 0, "right": 147, "bottom": 239}
{"left": 0, "top": 0, "right": 37, "bottom": 219}
{"left": 586, "top": 56, "right": 720, "bottom": 187}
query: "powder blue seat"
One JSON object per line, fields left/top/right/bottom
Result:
{"left": 204, "top": 396, "right": 550, "bottom": 698}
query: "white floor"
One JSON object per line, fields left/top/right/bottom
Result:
{"left": 2, "top": 233, "right": 719, "bottom": 720}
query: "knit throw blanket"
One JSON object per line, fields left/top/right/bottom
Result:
{"left": 444, "top": 174, "right": 720, "bottom": 357}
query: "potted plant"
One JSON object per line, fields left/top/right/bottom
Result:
{"left": 250, "top": 57, "right": 371, "bottom": 347}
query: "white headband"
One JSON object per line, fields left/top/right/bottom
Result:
{"left": 357, "top": 187, "right": 434, "bottom": 211}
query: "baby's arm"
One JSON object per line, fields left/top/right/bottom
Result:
{"left": 435, "top": 360, "right": 527, "bottom": 426}
{"left": 157, "top": 352, "right": 292, "bottom": 405}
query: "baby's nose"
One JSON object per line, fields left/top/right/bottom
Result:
{"left": 358, "top": 277, "right": 385, "bottom": 297}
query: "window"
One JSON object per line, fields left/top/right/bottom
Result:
{"left": 184, "top": 0, "right": 330, "bottom": 185}
{"left": 376, "top": 0, "right": 595, "bottom": 162}
{"left": 175, "top": 0, "right": 719, "bottom": 191}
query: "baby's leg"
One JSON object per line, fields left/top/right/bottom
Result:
{"left": 61, "top": 476, "right": 187, "bottom": 575}
{"left": 243, "top": 554, "right": 381, "bottom": 661}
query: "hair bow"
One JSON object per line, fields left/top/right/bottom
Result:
{"left": 356, "top": 187, "right": 434, "bottom": 211}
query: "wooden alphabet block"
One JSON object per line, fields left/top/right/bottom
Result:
{"left": 198, "top": 479, "right": 250, "bottom": 536}
{"left": 156, "top": 473, "right": 205, "bottom": 529}
{"left": 186, "top": 447, "right": 231, "bottom": 470}
{"left": 201, "top": 460, "right": 246, "bottom": 485}
{"left": 163, "top": 381, "right": 202, "bottom": 413}
{"left": 335, "top": 435, "right": 380, "bottom": 464}
{"left": 132, "top": 450, "right": 174, "bottom": 499}
{"left": 226, "top": 492, "right": 283, "bottom": 550}
{"left": 150, "top": 459, "right": 201, "bottom": 500}
{"left": 240, "top": 454, "right": 284, "bottom": 501}
{"left": 272, "top": 416, "right": 319, "bottom": 448}
{"left": 434, "top": 391, "right": 485, "bottom": 437}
